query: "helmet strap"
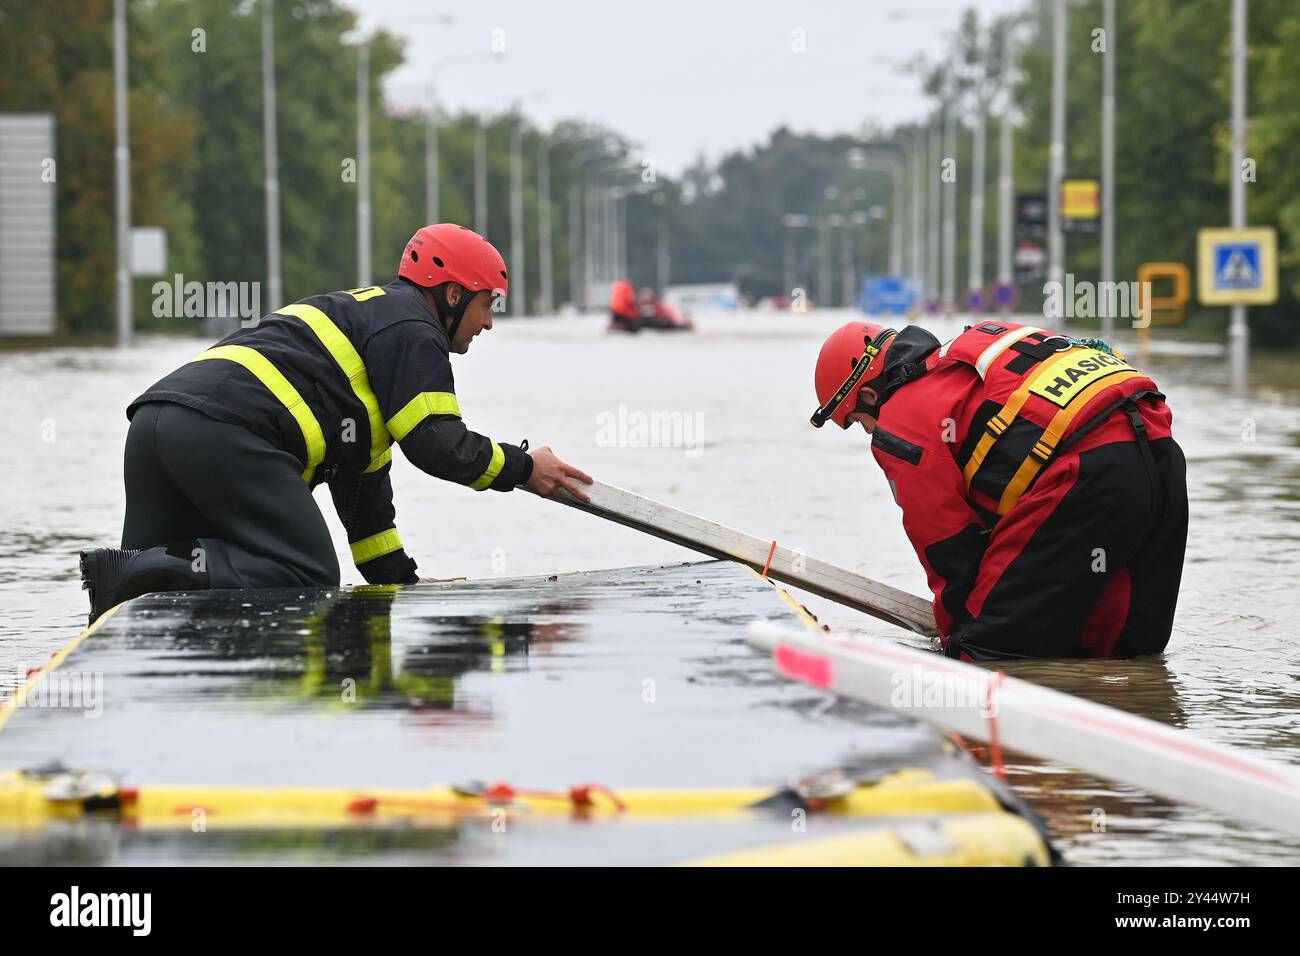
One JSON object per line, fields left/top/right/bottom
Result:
{"left": 810, "top": 328, "right": 896, "bottom": 428}
{"left": 432, "top": 283, "right": 473, "bottom": 342}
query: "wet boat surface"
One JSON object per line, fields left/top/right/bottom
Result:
{"left": 0, "top": 560, "right": 1052, "bottom": 865}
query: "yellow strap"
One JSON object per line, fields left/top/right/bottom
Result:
{"left": 275, "top": 303, "right": 391, "bottom": 468}
{"left": 995, "top": 370, "right": 1144, "bottom": 515}
{"left": 365, "top": 446, "right": 393, "bottom": 473}
{"left": 350, "top": 529, "right": 404, "bottom": 565}
{"left": 194, "top": 346, "right": 326, "bottom": 484}
{"left": 0, "top": 770, "right": 1008, "bottom": 827}
{"left": 961, "top": 347, "right": 1091, "bottom": 487}
{"left": 386, "top": 391, "right": 462, "bottom": 441}
{"left": 471, "top": 442, "right": 505, "bottom": 491}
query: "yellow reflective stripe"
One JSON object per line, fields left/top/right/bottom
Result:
{"left": 275, "top": 303, "right": 390, "bottom": 466}
{"left": 961, "top": 348, "right": 1084, "bottom": 488}
{"left": 194, "top": 346, "right": 325, "bottom": 484}
{"left": 350, "top": 529, "right": 403, "bottom": 565}
{"left": 386, "top": 391, "right": 462, "bottom": 441}
{"left": 995, "top": 370, "right": 1146, "bottom": 516}
{"left": 344, "top": 286, "right": 386, "bottom": 302}
{"left": 470, "top": 442, "right": 505, "bottom": 491}
{"left": 364, "top": 446, "right": 393, "bottom": 473}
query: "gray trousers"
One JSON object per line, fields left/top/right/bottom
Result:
{"left": 122, "top": 401, "right": 340, "bottom": 589}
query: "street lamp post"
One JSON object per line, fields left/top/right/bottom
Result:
{"left": 1101, "top": 0, "right": 1116, "bottom": 339}
{"left": 969, "top": 88, "right": 988, "bottom": 309}
{"left": 1047, "top": 0, "right": 1068, "bottom": 292}
{"left": 261, "top": 0, "right": 282, "bottom": 312}
{"left": 356, "top": 38, "right": 371, "bottom": 287}
{"left": 997, "top": 20, "right": 1017, "bottom": 313}
{"left": 509, "top": 118, "right": 525, "bottom": 314}
{"left": 911, "top": 128, "right": 925, "bottom": 290}
{"left": 781, "top": 213, "right": 811, "bottom": 301}
{"left": 538, "top": 138, "right": 553, "bottom": 313}
{"left": 1229, "top": 0, "right": 1249, "bottom": 391}
{"left": 941, "top": 71, "right": 957, "bottom": 313}
{"left": 425, "top": 51, "right": 502, "bottom": 224}
{"left": 474, "top": 117, "right": 487, "bottom": 236}
{"left": 113, "top": 0, "right": 132, "bottom": 345}
{"left": 928, "top": 111, "right": 941, "bottom": 308}
{"left": 654, "top": 191, "right": 670, "bottom": 294}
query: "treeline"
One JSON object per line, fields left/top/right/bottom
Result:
{"left": 0, "top": 0, "right": 1296, "bottom": 345}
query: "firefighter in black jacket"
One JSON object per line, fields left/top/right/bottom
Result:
{"left": 79, "top": 224, "right": 592, "bottom": 622}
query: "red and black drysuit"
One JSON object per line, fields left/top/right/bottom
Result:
{"left": 123, "top": 279, "right": 532, "bottom": 589}
{"left": 868, "top": 322, "right": 1187, "bottom": 660}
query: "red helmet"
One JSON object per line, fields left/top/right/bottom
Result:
{"left": 398, "top": 223, "right": 508, "bottom": 297}
{"left": 811, "top": 321, "right": 897, "bottom": 429}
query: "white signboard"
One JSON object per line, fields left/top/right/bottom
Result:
{"left": 131, "top": 226, "right": 168, "bottom": 276}
{"left": 0, "top": 113, "right": 56, "bottom": 336}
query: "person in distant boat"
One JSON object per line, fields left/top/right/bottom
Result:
{"left": 79, "top": 224, "right": 592, "bottom": 624}
{"left": 608, "top": 279, "right": 642, "bottom": 333}
{"left": 810, "top": 320, "right": 1188, "bottom": 661}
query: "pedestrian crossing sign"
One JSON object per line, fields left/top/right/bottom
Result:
{"left": 1197, "top": 227, "right": 1278, "bottom": 305}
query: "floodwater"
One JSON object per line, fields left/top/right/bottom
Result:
{"left": 1, "top": 310, "right": 1298, "bottom": 865}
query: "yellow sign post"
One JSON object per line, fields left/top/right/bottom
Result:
{"left": 1135, "top": 262, "right": 1192, "bottom": 363}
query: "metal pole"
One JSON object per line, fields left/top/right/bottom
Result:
{"left": 783, "top": 225, "right": 795, "bottom": 298}
{"left": 538, "top": 140, "right": 553, "bottom": 313}
{"left": 509, "top": 121, "right": 525, "bottom": 314}
{"left": 1101, "top": 0, "right": 1115, "bottom": 338}
{"left": 969, "top": 98, "right": 987, "bottom": 303}
{"left": 1048, "top": 0, "right": 1067, "bottom": 292}
{"left": 912, "top": 129, "right": 924, "bottom": 289}
{"left": 928, "top": 113, "right": 941, "bottom": 305}
{"left": 997, "top": 21, "right": 1015, "bottom": 311}
{"left": 890, "top": 161, "right": 903, "bottom": 276}
{"left": 584, "top": 172, "right": 597, "bottom": 306}
{"left": 617, "top": 194, "right": 628, "bottom": 278}
{"left": 604, "top": 189, "right": 616, "bottom": 280}
{"left": 942, "top": 87, "right": 957, "bottom": 312}
{"left": 425, "top": 99, "right": 439, "bottom": 223}
{"left": 615, "top": 190, "right": 623, "bottom": 280}
{"left": 113, "top": 0, "right": 132, "bottom": 346}
{"left": 818, "top": 219, "right": 832, "bottom": 308}
{"left": 261, "top": 0, "right": 282, "bottom": 311}
{"left": 568, "top": 183, "right": 581, "bottom": 309}
{"left": 356, "top": 40, "right": 371, "bottom": 287}
{"left": 840, "top": 221, "right": 854, "bottom": 307}
{"left": 1229, "top": 0, "right": 1249, "bottom": 392}
{"left": 657, "top": 200, "right": 670, "bottom": 293}
{"left": 474, "top": 117, "right": 487, "bottom": 236}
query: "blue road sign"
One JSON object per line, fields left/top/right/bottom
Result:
{"left": 993, "top": 282, "right": 1018, "bottom": 308}
{"left": 858, "top": 275, "right": 919, "bottom": 316}
{"left": 1197, "top": 227, "right": 1277, "bottom": 305}
{"left": 1213, "top": 243, "right": 1261, "bottom": 291}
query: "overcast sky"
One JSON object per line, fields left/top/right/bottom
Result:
{"left": 351, "top": 0, "right": 1027, "bottom": 174}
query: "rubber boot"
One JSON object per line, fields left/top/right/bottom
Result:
{"left": 79, "top": 542, "right": 210, "bottom": 625}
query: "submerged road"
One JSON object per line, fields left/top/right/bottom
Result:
{"left": 1, "top": 309, "right": 1298, "bottom": 864}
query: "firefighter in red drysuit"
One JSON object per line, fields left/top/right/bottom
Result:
{"left": 811, "top": 320, "right": 1188, "bottom": 660}
{"left": 609, "top": 279, "right": 642, "bottom": 332}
